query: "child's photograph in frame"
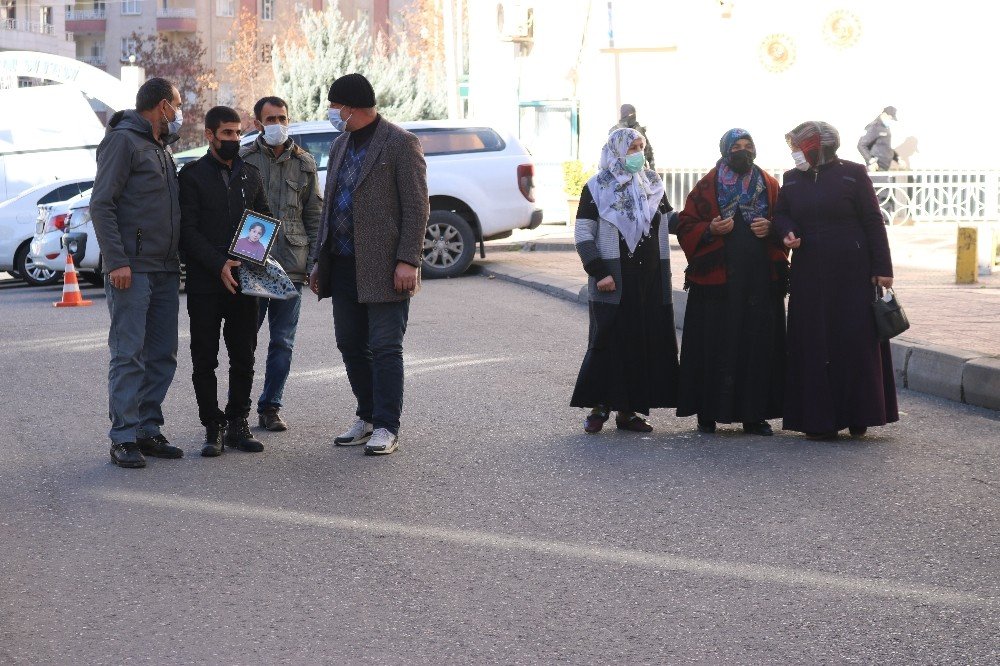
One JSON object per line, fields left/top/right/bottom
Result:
{"left": 229, "top": 210, "right": 281, "bottom": 266}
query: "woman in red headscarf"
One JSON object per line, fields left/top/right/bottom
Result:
{"left": 773, "top": 121, "right": 898, "bottom": 439}
{"left": 675, "top": 128, "right": 788, "bottom": 436}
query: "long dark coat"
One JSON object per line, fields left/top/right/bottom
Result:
{"left": 772, "top": 159, "right": 899, "bottom": 434}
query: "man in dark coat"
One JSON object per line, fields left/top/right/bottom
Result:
{"left": 90, "top": 77, "right": 185, "bottom": 469}
{"left": 609, "top": 104, "right": 655, "bottom": 169}
{"left": 857, "top": 105, "right": 898, "bottom": 171}
{"left": 179, "top": 105, "right": 272, "bottom": 456}
{"left": 308, "top": 73, "right": 430, "bottom": 456}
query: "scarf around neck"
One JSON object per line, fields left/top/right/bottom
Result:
{"left": 587, "top": 127, "right": 664, "bottom": 254}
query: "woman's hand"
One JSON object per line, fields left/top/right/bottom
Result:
{"left": 596, "top": 276, "right": 616, "bottom": 293}
{"left": 709, "top": 215, "right": 734, "bottom": 236}
{"left": 783, "top": 231, "right": 801, "bottom": 249}
{"left": 750, "top": 217, "right": 772, "bottom": 238}
{"left": 872, "top": 276, "right": 893, "bottom": 289}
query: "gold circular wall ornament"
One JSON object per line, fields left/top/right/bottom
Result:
{"left": 759, "top": 34, "right": 796, "bottom": 73}
{"left": 823, "top": 10, "right": 862, "bottom": 49}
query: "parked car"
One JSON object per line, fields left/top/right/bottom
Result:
{"left": 30, "top": 189, "right": 103, "bottom": 287}
{"left": 0, "top": 177, "right": 94, "bottom": 286}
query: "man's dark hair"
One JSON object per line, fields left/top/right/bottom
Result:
{"left": 248, "top": 222, "right": 266, "bottom": 234}
{"left": 135, "top": 77, "right": 175, "bottom": 112}
{"left": 205, "top": 105, "right": 242, "bottom": 131}
{"left": 253, "top": 96, "right": 288, "bottom": 121}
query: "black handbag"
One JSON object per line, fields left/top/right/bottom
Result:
{"left": 872, "top": 286, "right": 910, "bottom": 340}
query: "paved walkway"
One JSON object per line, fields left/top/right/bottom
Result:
{"left": 484, "top": 223, "right": 999, "bottom": 358}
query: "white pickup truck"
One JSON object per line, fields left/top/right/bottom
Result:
{"left": 35, "top": 120, "right": 543, "bottom": 280}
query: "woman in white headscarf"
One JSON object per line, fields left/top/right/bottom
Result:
{"left": 571, "top": 127, "right": 679, "bottom": 434}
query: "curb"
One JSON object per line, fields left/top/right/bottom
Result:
{"left": 478, "top": 261, "right": 999, "bottom": 412}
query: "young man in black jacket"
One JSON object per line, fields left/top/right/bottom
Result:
{"left": 179, "top": 106, "right": 271, "bottom": 456}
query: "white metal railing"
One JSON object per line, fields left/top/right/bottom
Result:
{"left": 0, "top": 19, "right": 56, "bottom": 34}
{"left": 656, "top": 168, "right": 1000, "bottom": 225}
{"left": 66, "top": 9, "right": 107, "bottom": 20}
{"left": 79, "top": 55, "right": 106, "bottom": 66}
{"left": 157, "top": 7, "right": 196, "bottom": 18}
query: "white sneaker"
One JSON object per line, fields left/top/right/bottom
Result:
{"left": 364, "top": 428, "right": 398, "bottom": 456}
{"left": 334, "top": 418, "right": 373, "bottom": 446}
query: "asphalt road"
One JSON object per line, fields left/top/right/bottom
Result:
{"left": 1, "top": 274, "right": 998, "bottom": 665}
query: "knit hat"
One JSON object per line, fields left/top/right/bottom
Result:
{"left": 882, "top": 105, "right": 897, "bottom": 120}
{"left": 327, "top": 73, "right": 376, "bottom": 108}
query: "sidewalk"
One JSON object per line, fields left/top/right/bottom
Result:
{"left": 479, "top": 223, "right": 1000, "bottom": 412}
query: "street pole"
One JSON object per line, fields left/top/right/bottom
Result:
{"left": 442, "top": 0, "right": 459, "bottom": 120}
{"left": 608, "top": 1, "right": 620, "bottom": 113}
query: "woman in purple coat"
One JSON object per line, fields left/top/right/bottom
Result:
{"left": 773, "top": 121, "right": 898, "bottom": 439}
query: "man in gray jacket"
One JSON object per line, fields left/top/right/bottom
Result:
{"left": 90, "top": 77, "right": 185, "bottom": 468}
{"left": 240, "top": 95, "right": 322, "bottom": 432}
{"left": 308, "top": 73, "right": 429, "bottom": 456}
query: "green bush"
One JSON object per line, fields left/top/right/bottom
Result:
{"left": 562, "top": 160, "right": 595, "bottom": 197}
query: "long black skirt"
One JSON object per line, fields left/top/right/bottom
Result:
{"left": 676, "top": 219, "right": 785, "bottom": 424}
{"left": 571, "top": 249, "right": 679, "bottom": 414}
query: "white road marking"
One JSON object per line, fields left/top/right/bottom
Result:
{"left": 95, "top": 489, "right": 994, "bottom": 609}
{"left": 6, "top": 331, "right": 190, "bottom": 354}
{"left": 291, "top": 355, "right": 508, "bottom": 381}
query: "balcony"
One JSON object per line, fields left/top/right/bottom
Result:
{"left": 66, "top": 8, "right": 107, "bottom": 33}
{"left": 156, "top": 8, "right": 197, "bottom": 32}
{"left": 78, "top": 55, "right": 107, "bottom": 67}
{"left": 0, "top": 18, "right": 75, "bottom": 56}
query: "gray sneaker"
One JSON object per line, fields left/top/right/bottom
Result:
{"left": 334, "top": 418, "right": 373, "bottom": 446}
{"left": 364, "top": 428, "right": 398, "bottom": 456}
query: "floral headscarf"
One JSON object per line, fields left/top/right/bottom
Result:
{"left": 785, "top": 121, "right": 841, "bottom": 168}
{"left": 587, "top": 127, "right": 665, "bottom": 254}
{"left": 715, "top": 128, "right": 769, "bottom": 224}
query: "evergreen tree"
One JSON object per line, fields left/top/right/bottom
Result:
{"left": 272, "top": 7, "right": 445, "bottom": 123}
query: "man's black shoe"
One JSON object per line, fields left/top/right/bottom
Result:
{"left": 697, "top": 419, "right": 716, "bottom": 434}
{"left": 110, "top": 442, "right": 146, "bottom": 468}
{"left": 259, "top": 409, "right": 288, "bottom": 432}
{"left": 201, "top": 421, "right": 226, "bottom": 457}
{"left": 227, "top": 418, "right": 264, "bottom": 453}
{"left": 137, "top": 434, "right": 184, "bottom": 459}
{"left": 742, "top": 421, "right": 774, "bottom": 436}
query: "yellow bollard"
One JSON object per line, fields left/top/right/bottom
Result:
{"left": 956, "top": 227, "right": 977, "bottom": 284}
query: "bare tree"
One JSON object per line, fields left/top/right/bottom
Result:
{"left": 223, "top": 7, "right": 275, "bottom": 127}
{"left": 129, "top": 32, "right": 217, "bottom": 149}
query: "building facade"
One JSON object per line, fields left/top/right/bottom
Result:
{"left": 0, "top": 0, "right": 74, "bottom": 86}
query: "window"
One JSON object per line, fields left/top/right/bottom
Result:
{"left": 261, "top": 42, "right": 272, "bottom": 63}
{"left": 412, "top": 128, "right": 505, "bottom": 156}
{"left": 262, "top": 0, "right": 273, "bottom": 20}
{"left": 289, "top": 132, "right": 339, "bottom": 171}
{"left": 216, "top": 41, "right": 231, "bottom": 63}
{"left": 121, "top": 0, "right": 140, "bottom": 15}
{"left": 120, "top": 37, "right": 137, "bottom": 61}
{"left": 216, "top": 0, "right": 233, "bottom": 17}
{"left": 2, "top": 1, "right": 15, "bottom": 22}
{"left": 90, "top": 41, "right": 104, "bottom": 58}
{"left": 217, "top": 83, "right": 235, "bottom": 106}
{"left": 39, "top": 5, "right": 53, "bottom": 31}
{"left": 38, "top": 181, "right": 94, "bottom": 205}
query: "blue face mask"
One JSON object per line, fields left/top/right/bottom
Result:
{"left": 623, "top": 152, "right": 645, "bottom": 173}
{"left": 328, "top": 107, "right": 351, "bottom": 132}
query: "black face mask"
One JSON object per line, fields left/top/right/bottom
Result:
{"left": 728, "top": 149, "right": 754, "bottom": 174}
{"left": 215, "top": 139, "right": 240, "bottom": 161}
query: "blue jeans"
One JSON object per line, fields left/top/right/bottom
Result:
{"left": 256, "top": 283, "right": 303, "bottom": 413}
{"left": 105, "top": 272, "right": 179, "bottom": 444}
{"left": 329, "top": 257, "right": 410, "bottom": 435}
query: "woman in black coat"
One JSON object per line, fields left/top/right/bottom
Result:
{"left": 773, "top": 121, "right": 899, "bottom": 439}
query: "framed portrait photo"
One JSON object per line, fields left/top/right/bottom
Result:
{"left": 229, "top": 210, "right": 282, "bottom": 267}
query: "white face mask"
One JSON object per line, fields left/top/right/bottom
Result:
{"left": 328, "top": 107, "right": 352, "bottom": 132}
{"left": 262, "top": 123, "right": 289, "bottom": 146}
{"left": 165, "top": 103, "right": 183, "bottom": 135}
{"left": 791, "top": 150, "right": 810, "bottom": 171}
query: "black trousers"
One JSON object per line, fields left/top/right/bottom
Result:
{"left": 186, "top": 291, "right": 259, "bottom": 426}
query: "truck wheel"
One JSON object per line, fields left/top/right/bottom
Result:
{"left": 421, "top": 210, "right": 476, "bottom": 279}
{"left": 14, "top": 243, "right": 61, "bottom": 287}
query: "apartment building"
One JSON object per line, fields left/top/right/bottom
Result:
{"left": 63, "top": 0, "right": 411, "bottom": 99}
{"left": 0, "top": 0, "right": 74, "bottom": 86}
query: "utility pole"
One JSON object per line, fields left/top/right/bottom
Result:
{"left": 441, "top": 0, "right": 459, "bottom": 119}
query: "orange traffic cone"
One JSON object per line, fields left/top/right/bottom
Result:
{"left": 54, "top": 254, "right": 93, "bottom": 307}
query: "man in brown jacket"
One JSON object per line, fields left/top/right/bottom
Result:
{"left": 308, "top": 73, "right": 429, "bottom": 456}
